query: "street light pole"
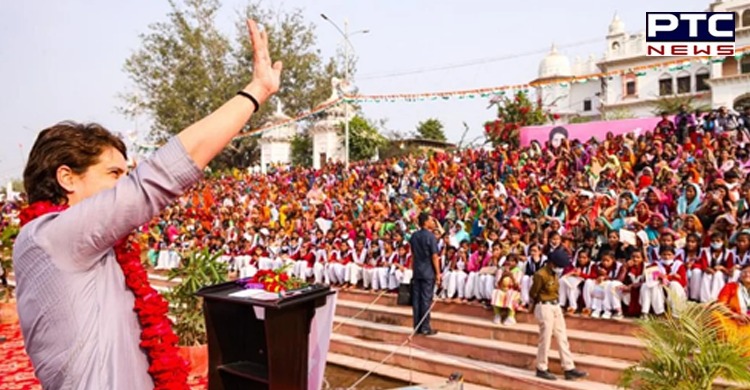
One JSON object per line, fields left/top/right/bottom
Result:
{"left": 343, "top": 18, "right": 350, "bottom": 167}
{"left": 321, "top": 14, "right": 368, "bottom": 168}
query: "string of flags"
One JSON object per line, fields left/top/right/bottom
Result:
{"left": 234, "top": 45, "right": 750, "bottom": 139}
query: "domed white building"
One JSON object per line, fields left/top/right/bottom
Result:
{"left": 259, "top": 100, "right": 295, "bottom": 173}
{"left": 538, "top": 44, "right": 572, "bottom": 79}
{"left": 310, "top": 78, "right": 354, "bottom": 169}
{"left": 531, "top": 2, "right": 750, "bottom": 121}
{"left": 531, "top": 44, "right": 601, "bottom": 121}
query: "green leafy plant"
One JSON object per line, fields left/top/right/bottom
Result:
{"left": 620, "top": 301, "right": 750, "bottom": 390}
{"left": 651, "top": 94, "right": 711, "bottom": 116}
{"left": 337, "top": 115, "right": 388, "bottom": 162}
{"left": 603, "top": 108, "right": 636, "bottom": 121}
{"left": 165, "top": 248, "right": 227, "bottom": 346}
{"left": 0, "top": 224, "right": 19, "bottom": 303}
{"left": 484, "top": 91, "right": 553, "bottom": 148}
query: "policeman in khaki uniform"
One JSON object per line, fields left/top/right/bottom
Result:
{"left": 529, "top": 248, "right": 588, "bottom": 381}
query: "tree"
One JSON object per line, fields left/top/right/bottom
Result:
{"left": 620, "top": 302, "right": 750, "bottom": 390}
{"left": 416, "top": 118, "right": 447, "bottom": 142}
{"left": 484, "top": 91, "right": 553, "bottom": 148}
{"left": 339, "top": 116, "right": 387, "bottom": 162}
{"left": 121, "top": 0, "right": 344, "bottom": 170}
{"left": 290, "top": 132, "right": 313, "bottom": 167}
{"left": 569, "top": 116, "right": 593, "bottom": 124}
{"left": 652, "top": 94, "right": 711, "bottom": 116}
{"left": 603, "top": 108, "right": 636, "bottom": 121}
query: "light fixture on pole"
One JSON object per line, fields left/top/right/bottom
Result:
{"left": 320, "top": 13, "right": 369, "bottom": 167}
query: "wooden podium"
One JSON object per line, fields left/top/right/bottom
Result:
{"left": 197, "top": 282, "right": 334, "bottom": 390}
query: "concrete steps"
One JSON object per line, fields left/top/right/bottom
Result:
{"left": 335, "top": 299, "right": 645, "bottom": 362}
{"left": 336, "top": 289, "right": 640, "bottom": 336}
{"left": 330, "top": 333, "right": 617, "bottom": 390}
{"left": 333, "top": 316, "right": 629, "bottom": 386}
{"left": 327, "top": 353, "right": 496, "bottom": 390}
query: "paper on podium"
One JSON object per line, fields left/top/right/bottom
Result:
{"left": 228, "top": 288, "right": 279, "bottom": 301}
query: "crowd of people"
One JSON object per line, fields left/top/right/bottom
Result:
{"left": 129, "top": 104, "right": 750, "bottom": 325}
{"left": 3, "top": 105, "right": 750, "bottom": 331}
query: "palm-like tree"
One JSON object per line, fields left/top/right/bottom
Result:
{"left": 620, "top": 301, "right": 750, "bottom": 390}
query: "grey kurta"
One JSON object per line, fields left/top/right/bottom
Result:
{"left": 13, "top": 138, "right": 202, "bottom": 389}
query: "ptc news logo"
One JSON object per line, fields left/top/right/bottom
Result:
{"left": 647, "top": 12, "right": 735, "bottom": 56}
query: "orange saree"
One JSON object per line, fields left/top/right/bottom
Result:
{"left": 716, "top": 282, "right": 750, "bottom": 353}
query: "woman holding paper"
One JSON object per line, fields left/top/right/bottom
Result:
{"left": 640, "top": 246, "right": 688, "bottom": 317}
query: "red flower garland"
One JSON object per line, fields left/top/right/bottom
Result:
{"left": 19, "top": 201, "right": 189, "bottom": 389}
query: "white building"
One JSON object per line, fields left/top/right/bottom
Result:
{"left": 258, "top": 100, "right": 295, "bottom": 173}
{"left": 534, "top": 0, "right": 750, "bottom": 120}
{"left": 310, "top": 78, "right": 353, "bottom": 169}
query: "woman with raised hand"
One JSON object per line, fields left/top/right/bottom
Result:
{"left": 13, "top": 20, "right": 281, "bottom": 390}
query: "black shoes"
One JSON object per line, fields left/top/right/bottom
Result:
{"left": 419, "top": 329, "right": 438, "bottom": 336}
{"left": 536, "top": 369, "right": 588, "bottom": 381}
{"left": 536, "top": 370, "right": 557, "bottom": 381}
{"left": 564, "top": 369, "right": 588, "bottom": 380}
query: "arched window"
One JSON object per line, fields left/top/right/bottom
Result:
{"left": 612, "top": 41, "right": 620, "bottom": 52}
{"left": 743, "top": 9, "right": 750, "bottom": 27}
{"left": 695, "top": 67, "right": 710, "bottom": 91}
{"left": 659, "top": 73, "right": 673, "bottom": 96}
{"left": 723, "top": 56, "right": 739, "bottom": 77}
{"left": 676, "top": 70, "right": 691, "bottom": 94}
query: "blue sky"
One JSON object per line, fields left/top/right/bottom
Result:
{"left": 0, "top": 0, "right": 709, "bottom": 182}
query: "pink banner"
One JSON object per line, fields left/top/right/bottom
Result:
{"left": 520, "top": 117, "right": 660, "bottom": 147}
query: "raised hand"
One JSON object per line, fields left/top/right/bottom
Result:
{"left": 244, "top": 20, "right": 283, "bottom": 104}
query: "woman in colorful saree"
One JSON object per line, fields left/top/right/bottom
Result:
{"left": 716, "top": 264, "right": 750, "bottom": 353}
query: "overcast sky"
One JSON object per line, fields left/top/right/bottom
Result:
{"left": 0, "top": 0, "right": 709, "bottom": 183}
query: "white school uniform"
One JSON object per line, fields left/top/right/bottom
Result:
{"left": 346, "top": 248, "right": 368, "bottom": 286}
{"left": 373, "top": 252, "right": 397, "bottom": 291}
{"left": 559, "top": 262, "right": 595, "bottom": 311}
{"left": 313, "top": 249, "right": 329, "bottom": 285}
{"left": 326, "top": 250, "right": 347, "bottom": 285}
{"left": 442, "top": 257, "right": 467, "bottom": 299}
{"left": 695, "top": 248, "right": 734, "bottom": 303}
{"left": 391, "top": 253, "right": 413, "bottom": 289}
{"left": 591, "top": 263, "right": 623, "bottom": 314}
{"left": 640, "top": 260, "right": 688, "bottom": 315}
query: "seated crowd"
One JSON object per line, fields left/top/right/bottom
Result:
{"left": 3, "top": 106, "right": 750, "bottom": 329}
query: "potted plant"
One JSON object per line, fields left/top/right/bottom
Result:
{"left": 620, "top": 301, "right": 750, "bottom": 390}
{"left": 165, "top": 248, "right": 227, "bottom": 378}
{"left": 0, "top": 224, "right": 19, "bottom": 324}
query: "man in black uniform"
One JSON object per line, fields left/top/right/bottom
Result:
{"left": 409, "top": 213, "right": 441, "bottom": 336}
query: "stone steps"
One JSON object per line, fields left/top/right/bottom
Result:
{"left": 326, "top": 352, "right": 496, "bottom": 390}
{"left": 333, "top": 316, "right": 630, "bottom": 386}
{"left": 335, "top": 299, "right": 645, "bottom": 362}
{"left": 330, "top": 333, "right": 618, "bottom": 390}
{"left": 335, "top": 289, "right": 640, "bottom": 336}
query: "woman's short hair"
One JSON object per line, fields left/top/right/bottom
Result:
{"left": 23, "top": 121, "right": 127, "bottom": 204}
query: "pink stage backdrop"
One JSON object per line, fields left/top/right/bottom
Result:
{"left": 520, "top": 117, "right": 660, "bottom": 147}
